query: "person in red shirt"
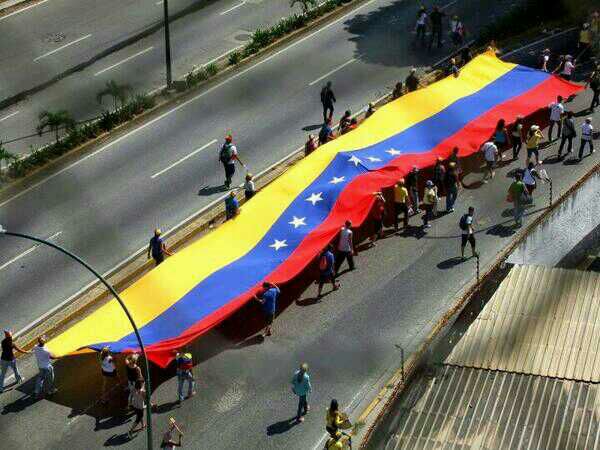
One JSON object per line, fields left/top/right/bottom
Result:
{"left": 370, "top": 192, "right": 386, "bottom": 245}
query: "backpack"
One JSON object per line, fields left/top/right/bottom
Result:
{"left": 319, "top": 253, "right": 330, "bottom": 271}
{"left": 219, "top": 143, "right": 234, "bottom": 164}
{"left": 177, "top": 353, "right": 193, "bottom": 371}
{"left": 459, "top": 214, "right": 469, "bottom": 231}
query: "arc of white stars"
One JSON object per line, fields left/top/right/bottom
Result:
{"left": 288, "top": 216, "right": 307, "bottom": 228}
{"left": 269, "top": 239, "right": 288, "bottom": 251}
{"left": 348, "top": 155, "right": 362, "bottom": 166}
{"left": 329, "top": 176, "right": 345, "bottom": 184}
{"left": 367, "top": 156, "right": 382, "bottom": 162}
{"left": 305, "top": 192, "right": 323, "bottom": 206}
{"left": 386, "top": 148, "right": 402, "bottom": 156}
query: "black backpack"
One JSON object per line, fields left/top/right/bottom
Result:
{"left": 219, "top": 143, "right": 234, "bottom": 164}
{"left": 459, "top": 214, "right": 469, "bottom": 231}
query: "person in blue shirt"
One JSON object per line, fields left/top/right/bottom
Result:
{"left": 225, "top": 191, "right": 240, "bottom": 220}
{"left": 291, "top": 363, "right": 312, "bottom": 423}
{"left": 254, "top": 281, "right": 280, "bottom": 337}
{"left": 317, "top": 245, "right": 339, "bottom": 298}
{"left": 147, "top": 228, "right": 172, "bottom": 266}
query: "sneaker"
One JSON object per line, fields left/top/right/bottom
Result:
{"left": 298, "top": 416, "right": 305, "bottom": 423}
{"left": 424, "top": 223, "right": 432, "bottom": 228}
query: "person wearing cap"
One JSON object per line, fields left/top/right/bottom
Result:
{"left": 175, "top": 351, "right": 196, "bottom": 404}
{"left": 225, "top": 191, "right": 240, "bottom": 220}
{"left": 422, "top": 180, "right": 437, "bottom": 229}
{"left": 219, "top": 135, "right": 239, "bottom": 188}
{"left": 305, "top": 134, "right": 318, "bottom": 156}
{"left": 480, "top": 140, "right": 498, "bottom": 182}
{"left": 405, "top": 68, "right": 420, "bottom": 92}
{"left": 291, "top": 363, "right": 312, "bottom": 423}
{"left": 526, "top": 125, "right": 544, "bottom": 165}
{"left": 0, "top": 329, "right": 29, "bottom": 393}
{"left": 406, "top": 166, "right": 420, "bottom": 213}
{"left": 34, "top": 336, "right": 59, "bottom": 398}
{"left": 335, "top": 221, "right": 355, "bottom": 275}
{"left": 393, "top": 178, "right": 410, "bottom": 230}
{"left": 365, "top": 102, "right": 376, "bottom": 118}
{"left": 548, "top": 96, "right": 565, "bottom": 141}
{"left": 244, "top": 173, "right": 256, "bottom": 200}
{"left": 558, "top": 111, "right": 576, "bottom": 158}
{"left": 148, "top": 228, "right": 172, "bottom": 266}
{"left": 579, "top": 117, "right": 595, "bottom": 161}
{"left": 320, "top": 81, "right": 336, "bottom": 123}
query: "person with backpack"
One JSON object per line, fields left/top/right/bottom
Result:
{"left": 548, "top": 96, "right": 565, "bottom": 141}
{"left": 291, "top": 363, "right": 312, "bottom": 423}
{"left": 319, "top": 119, "right": 335, "bottom": 145}
{"left": 219, "top": 135, "right": 243, "bottom": 188}
{"left": 459, "top": 207, "right": 477, "bottom": 259}
{"left": 254, "top": 281, "right": 280, "bottom": 337}
{"left": 335, "top": 221, "right": 355, "bottom": 275}
{"left": 588, "top": 66, "right": 600, "bottom": 112}
{"left": 317, "top": 245, "right": 339, "bottom": 298}
{"left": 508, "top": 172, "right": 527, "bottom": 227}
{"left": 558, "top": 111, "right": 576, "bottom": 157}
{"left": 175, "top": 351, "right": 196, "bottom": 404}
{"left": 321, "top": 81, "right": 336, "bottom": 123}
{"left": 148, "top": 228, "right": 172, "bottom": 266}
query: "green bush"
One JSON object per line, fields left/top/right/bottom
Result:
{"left": 228, "top": 51, "right": 241, "bottom": 66}
{"left": 205, "top": 63, "right": 219, "bottom": 77}
{"left": 251, "top": 28, "right": 274, "bottom": 48}
{"left": 99, "top": 110, "right": 117, "bottom": 132}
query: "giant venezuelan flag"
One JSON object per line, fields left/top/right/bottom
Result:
{"left": 48, "top": 52, "right": 582, "bottom": 367}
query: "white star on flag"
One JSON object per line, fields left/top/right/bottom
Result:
{"left": 367, "top": 156, "right": 382, "bottom": 162}
{"left": 348, "top": 155, "right": 362, "bottom": 166}
{"left": 269, "top": 239, "right": 288, "bottom": 251}
{"left": 386, "top": 148, "right": 401, "bottom": 156}
{"left": 329, "top": 176, "right": 345, "bottom": 184}
{"left": 288, "top": 216, "right": 307, "bottom": 228}
{"left": 305, "top": 192, "right": 323, "bottom": 205}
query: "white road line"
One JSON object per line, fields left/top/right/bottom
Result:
{"left": 0, "top": 231, "right": 62, "bottom": 272}
{"left": 0, "top": 110, "right": 19, "bottom": 122}
{"left": 308, "top": 58, "right": 357, "bottom": 86}
{"left": 440, "top": 0, "right": 457, "bottom": 10}
{"left": 94, "top": 46, "right": 154, "bottom": 76}
{"left": 151, "top": 139, "right": 217, "bottom": 178}
{"left": 220, "top": 1, "right": 246, "bottom": 15}
{"left": 0, "top": 0, "right": 378, "bottom": 212}
{"left": 148, "top": 84, "right": 167, "bottom": 96}
{"left": 33, "top": 34, "right": 92, "bottom": 62}
{"left": 0, "top": 0, "right": 49, "bottom": 22}
{"left": 202, "top": 45, "right": 244, "bottom": 67}
{"left": 156, "top": 0, "right": 163, "bottom": 4}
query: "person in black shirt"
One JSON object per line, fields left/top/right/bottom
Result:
{"left": 405, "top": 68, "right": 420, "bottom": 92}
{"left": 428, "top": 6, "right": 445, "bottom": 50}
{"left": 148, "top": 228, "right": 173, "bottom": 266}
{"left": 320, "top": 81, "right": 337, "bottom": 123}
{"left": 444, "top": 162, "right": 460, "bottom": 212}
{"left": 0, "top": 330, "right": 29, "bottom": 392}
{"left": 406, "top": 166, "right": 421, "bottom": 213}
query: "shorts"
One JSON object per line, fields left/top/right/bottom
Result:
{"left": 527, "top": 147, "right": 539, "bottom": 160}
{"left": 461, "top": 233, "right": 476, "bottom": 247}
{"left": 102, "top": 370, "right": 117, "bottom": 378}
{"left": 265, "top": 313, "right": 275, "bottom": 325}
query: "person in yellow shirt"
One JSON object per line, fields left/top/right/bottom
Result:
{"left": 326, "top": 399, "right": 349, "bottom": 437}
{"left": 579, "top": 23, "right": 592, "bottom": 60}
{"left": 526, "top": 124, "right": 544, "bottom": 165}
{"left": 325, "top": 431, "right": 351, "bottom": 449}
{"left": 393, "top": 178, "right": 410, "bottom": 231}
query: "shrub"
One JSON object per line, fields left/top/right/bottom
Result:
{"left": 205, "top": 63, "right": 219, "bottom": 77}
{"left": 228, "top": 51, "right": 241, "bottom": 66}
{"left": 251, "top": 28, "right": 274, "bottom": 48}
{"left": 99, "top": 110, "right": 117, "bottom": 132}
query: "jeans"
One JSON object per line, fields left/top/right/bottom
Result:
{"left": 548, "top": 120, "right": 562, "bottom": 141}
{"left": 512, "top": 137, "right": 522, "bottom": 159}
{"left": 335, "top": 251, "right": 354, "bottom": 273}
{"left": 513, "top": 201, "right": 524, "bottom": 225}
{"left": 223, "top": 163, "right": 235, "bottom": 187}
{"left": 177, "top": 370, "right": 195, "bottom": 401}
{"left": 0, "top": 359, "right": 22, "bottom": 390}
{"left": 297, "top": 395, "right": 308, "bottom": 418}
{"left": 410, "top": 189, "right": 420, "bottom": 211}
{"left": 558, "top": 136, "right": 573, "bottom": 156}
{"left": 579, "top": 139, "right": 594, "bottom": 159}
{"left": 35, "top": 366, "right": 55, "bottom": 395}
{"left": 446, "top": 187, "right": 458, "bottom": 211}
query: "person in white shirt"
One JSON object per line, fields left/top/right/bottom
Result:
{"left": 34, "top": 336, "right": 59, "bottom": 398}
{"left": 335, "top": 221, "right": 355, "bottom": 275}
{"left": 540, "top": 48, "right": 550, "bottom": 72}
{"left": 415, "top": 7, "right": 427, "bottom": 46}
{"left": 481, "top": 141, "right": 498, "bottom": 182}
{"left": 558, "top": 55, "right": 575, "bottom": 80}
{"left": 579, "top": 117, "right": 595, "bottom": 160}
{"left": 548, "top": 96, "right": 564, "bottom": 141}
{"left": 522, "top": 162, "right": 542, "bottom": 199}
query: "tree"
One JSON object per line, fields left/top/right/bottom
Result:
{"left": 290, "top": 0, "right": 317, "bottom": 15}
{"left": 0, "top": 142, "right": 17, "bottom": 172}
{"left": 97, "top": 80, "right": 131, "bottom": 113}
{"left": 37, "top": 110, "right": 76, "bottom": 142}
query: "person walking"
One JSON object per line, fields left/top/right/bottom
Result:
{"left": 291, "top": 363, "right": 312, "bottom": 423}
{"left": 393, "top": 178, "right": 410, "bottom": 230}
{"left": 161, "top": 418, "right": 183, "bottom": 449}
{"left": 511, "top": 116, "right": 525, "bottom": 159}
{"left": 422, "top": 180, "right": 437, "bottom": 229}
{"left": 588, "top": 66, "right": 600, "bottom": 112}
{"left": 0, "top": 330, "right": 28, "bottom": 393}
{"left": 370, "top": 192, "right": 386, "bottom": 244}
{"left": 540, "top": 48, "right": 551, "bottom": 72}
{"left": 254, "top": 281, "right": 280, "bottom": 337}
{"left": 428, "top": 6, "right": 445, "bottom": 50}
{"left": 148, "top": 228, "right": 173, "bottom": 266}
{"left": 175, "top": 351, "right": 196, "bottom": 404}
{"left": 526, "top": 125, "right": 544, "bottom": 165}
{"left": 579, "top": 23, "right": 592, "bottom": 61}
{"left": 406, "top": 166, "right": 420, "bottom": 213}
{"left": 558, "top": 111, "right": 576, "bottom": 158}
{"left": 99, "top": 347, "right": 119, "bottom": 404}
{"left": 459, "top": 206, "right": 478, "bottom": 259}
{"left": 508, "top": 172, "right": 527, "bottom": 227}
{"left": 125, "top": 353, "right": 143, "bottom": 407}
{"left": 579, "top": 117, "right": 595, "bottom": 161}
{"left": 481, "top": 140, "right": 498, "bottom": 182}
{"left": 219, "top": 135, "right": 242, "bottom": 189}
{"left": 493, "top": 119, "right": 510, "bottom": 155}
{"left": 321, "top": 81, "right": 336, "bottom": 123}
{"left": 34, "top": 336, "right": 59, "bottom": 398}
{"left": 317, "top": 245, "right": 339, "bottom": 298}
{"left": 450, "top": 15, "right": 464, "bottom": 46}
{"left": 335, "top": 221, "right": 355, "bottom": 275}
{"left": 548, "top": 96, "right": 565, "bottom": 141}
{"left": 433, "top": 157, "right": 446, "bottom": 195}
{"left": 415, "top": 6, "right": 427, "bottom": 47}
{"left": 523, "top": 162, "right": 541, "bottom": 199}
{"left": 447, "top": 146, "right": 463, "bottom": 186}
{"left": 444, "top": 162, "right": 460, "bottom": 212}
{"left": 405, "top": 68, "right": 420, "bottom": 92}
{"left": 244, "top": 173, "right": 256, "bottom": 200}
{"left": 128, "top": 380, "right": 146, "bottom": 438}
{"left": 558, "top": 55, "right": 575, "bottom": 81}
{"left": 225, "top": 191, "right": 240, "bottom": 220}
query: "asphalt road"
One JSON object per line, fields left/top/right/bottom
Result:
{"left": 0, "top": 0, "right": 295, "bottom": 154}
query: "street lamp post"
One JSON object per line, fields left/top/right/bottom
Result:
{"left": 0, "top": 225, "right": 154, "bottom": 450}
{"left": 163, "top": 0, "right": 173, "bottom": 87}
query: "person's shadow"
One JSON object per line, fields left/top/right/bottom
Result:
{"left": 437, "top": 256, "right": 466, "bottom": 269}
{"left": 267, "top": 417, "right": 299, "bottom": 436}
{"left": 198, "top": 185, "right": 228, "bottom": 196}
{"left": 104, "top": 433, "right": 131, "bottom": 446}
{"left": 302, "top": 124, "right": 323, "bottom": 132}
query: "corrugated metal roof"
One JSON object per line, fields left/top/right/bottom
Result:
{"left": 446, "top": 265, "right": 600, "bottom": 382}
{"left": 380, "top": 365, "right": 600, "bottom": 450}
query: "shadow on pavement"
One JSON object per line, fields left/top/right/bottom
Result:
{"left": 437, "top": 256, "right": 466, "bottom": 270}
{"left": 198, "top": 184, "right": 228, "bottom": 196}
{"left": 267, "top": 417, "right": 300, "bottom": 436}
